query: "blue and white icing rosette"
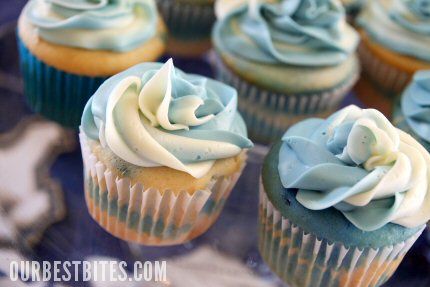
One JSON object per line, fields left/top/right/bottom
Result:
{"left": 80, "top": 60, "right": 252, "bottom": 245}
{"left": 259, "top": 105, "right": 430, "bottom": 287}
{"left": 213, "top": 0, "right": 360, "bottom": 143}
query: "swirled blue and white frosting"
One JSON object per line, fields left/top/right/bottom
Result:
{"left": 213, "top": 0, "right": 359, "bottom": 66}
{"left": 358, "top": 0, "right": 430, "bottom": 62}
{"left": 23, "top": 0, "right": 158, "bottom": 51}
{"left": 279, "top": 105, "right": 430, "bottom": 231}
{"left": 82, "top": 60, "right": 253, "bottom": 178}
{"left": 401, "top": 71, "right": 430, "bottom": 144}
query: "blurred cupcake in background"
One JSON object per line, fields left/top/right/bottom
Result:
{"left": 394, "top": 71, "right": 430, "bottom": 151}
{"left": 212, "top": 0, "right": 360, "bottom": 144}
{"left": 80, "top": 59, "right": 253, "bottom": 246}
{"left": 260, "top": 105, "right": 430, "bottom": 287}
{"left": 18, "top": 0, "right": 166, "bottom": 128}
{"left": 340, "top": 0, "right": 366, "bottom": 22}
{"left": 357, "top": 0, "right": 430, "bottom": 96}
{"left": 156, "top": 0, "right": 215, "bottom": 57}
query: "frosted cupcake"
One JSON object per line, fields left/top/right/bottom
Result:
{"left": 80, "top": 59, "right": 253, "bottom": 246}
{"left": 18, "top": 0, "right": 166, "bottom": 128}
{"left": 260, "top": 105, "right": 430, "bottom": 287}
{"left": 394, "top": 71, "right": 430, "bottom": 151}
{"left": 213, "top": 0, "right": 360, "bottom": 144}
{"left": 357, "top": 0, "right": 430, "bottom": 95}
{"left": 156, "top": 0, "right": 215, "bottom": 57}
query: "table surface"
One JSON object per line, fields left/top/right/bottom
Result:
{"left": 1, "top": 1, "right": 430, "bottom": 286}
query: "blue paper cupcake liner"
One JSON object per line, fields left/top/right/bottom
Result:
{"left": 214, "top": 57, "right": 357, "bottom": 143}
{"left": 157, "top": 0, "right": 215, "bottom": 40}
{"left": 18, "top": 37, "right": 106, "bottom": 128}
{"left": 258, "top": 184, "right": 424, "bottom": 287}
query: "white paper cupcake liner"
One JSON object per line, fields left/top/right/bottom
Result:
{"left": 213, "top": 56, "right": 357, "bottom": 143}
{"left": 358, "top": 42, "right": 412, "bottom": 95}
{"left": 214, "top": 56, "right": 358, "bottom": 114}
{"left": 239, "top": 96, "right": 334, "bottom": 143}
{"left": 157, "top": 0, "right": 215, "bottom": 40}
{"left": 259, "top": 183, "right": 424, "bottom": 287}
{"left": 80, "top": 133, "right": 244, "bottom": 246}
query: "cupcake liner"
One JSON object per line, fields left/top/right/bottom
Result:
{"left": 358, "top": 41, "right": 412, "bottom": 96}
{"left": 80, "top": 133, "right": 244, "bottom": 246}
{"left": 240, "top": 96, "right": 335, "bottom": 143}
{"left": 214, "top": 56, "right": 358, "bottom": 114}
{"left": 18, "top": 36, "right": 106, "bottom": 129}
{"left": 214, "top": 57, "right": 356, "bottom": 143}
{"left": 258, "top": 183, "right": 424, "bottom": 287}
{"left": 157, "top": 0, "right": 215, "bottom": 40}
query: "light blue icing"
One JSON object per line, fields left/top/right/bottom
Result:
{"left": 277, "top": 108, "right": 410, "bottom": 232}
{"left": 358, "top": 0, "right": 430, "bottom": 62}
{"left": 391, "top": 0, "right": 430, "bottom": 34}
{"left": 401, "top": 71, "right": 430, "bottom": 143}
{"left": 82, "top": 62, "right": 253, "bottom": 165}
{"left": 24, "top": 0, "right": 157, "bottom": 52}
{"left": 213, "top": 0, "right": 359, "bottom": 67}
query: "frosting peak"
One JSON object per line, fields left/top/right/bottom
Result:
{"left": 24, "top": 0, "right": 158, "bottom": 51}
{"left": 401, "top": 70, "right": 430, "bottom": 144}
{"left": 82, "top": 60, "right": 253, "bottom": 178}
{"left": 278, "top": 105, "right": 430, "bottom": 231}
{"left": 213, "top": 0, "right": 359, "bottom": 67}
{"left": 138, "top": 60, "right": 224, "bottom": 131}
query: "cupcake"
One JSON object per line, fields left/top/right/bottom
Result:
{"left": 18, "top": 0, "right": 166, "bottom": 128}
{"left": 260, "top": 105, "right": 430, "bottom": 287}
{"left": 156, "top": 0, "right": 215, "bottom": 57}
{"left": 394, "top": 71, "right": 430, "bottom": 152}
{"left": 212, "top": 0, "right": 360, "bottom": 144}
{"left": 80, "top": 59, "right": 253, "bottom": 246}
{"left": 357, "top": 0, "right": 430, "bottom": 96}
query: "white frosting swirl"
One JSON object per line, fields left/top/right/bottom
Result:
{"left": 280, "top": 105, "right": 430, "bottom": 230}
{"left": 82, "top": 60, "right": 252, "bottom": 178}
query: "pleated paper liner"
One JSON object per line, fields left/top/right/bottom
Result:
{"left": 214, "top": 55, "right": 358, "bottom": 115}
{"left": 157, "top": 0, "right": 215, "bottom": 40}
{"left": 239, "top": 96, "right": 335, "bottom": 144}
{"left": 258, "top": 183, "right": 424, "bottom": 287}
{"left": 80, "top": 133, "right": 245, "bottom": 246}
{"left": 17, "top": 37, "right": 106, "bottom": 129}
{"left": 214, "top": 56, "right": 356, "bottom": 143}
{"left": 358, "top": 41, "right": 412, "bottom": 97}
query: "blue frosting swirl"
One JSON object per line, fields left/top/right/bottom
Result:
{"left": 278, "top": 105, "right": 430, "bottom": 231}
{"left": 24, "top": 0, "right": 158, "bottom": 51}
{"left": 82, "top": 60, "right": 253, "bottom": 178}
{"left": 213, "top": 0, "right": 359, "bottom": 66}
{"left": 402, "top": 71, "right": 430, "bottom": 143}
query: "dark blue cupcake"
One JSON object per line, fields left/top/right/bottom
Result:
{"left": 260, "top": 105, "right": 429, "bottom": 287}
